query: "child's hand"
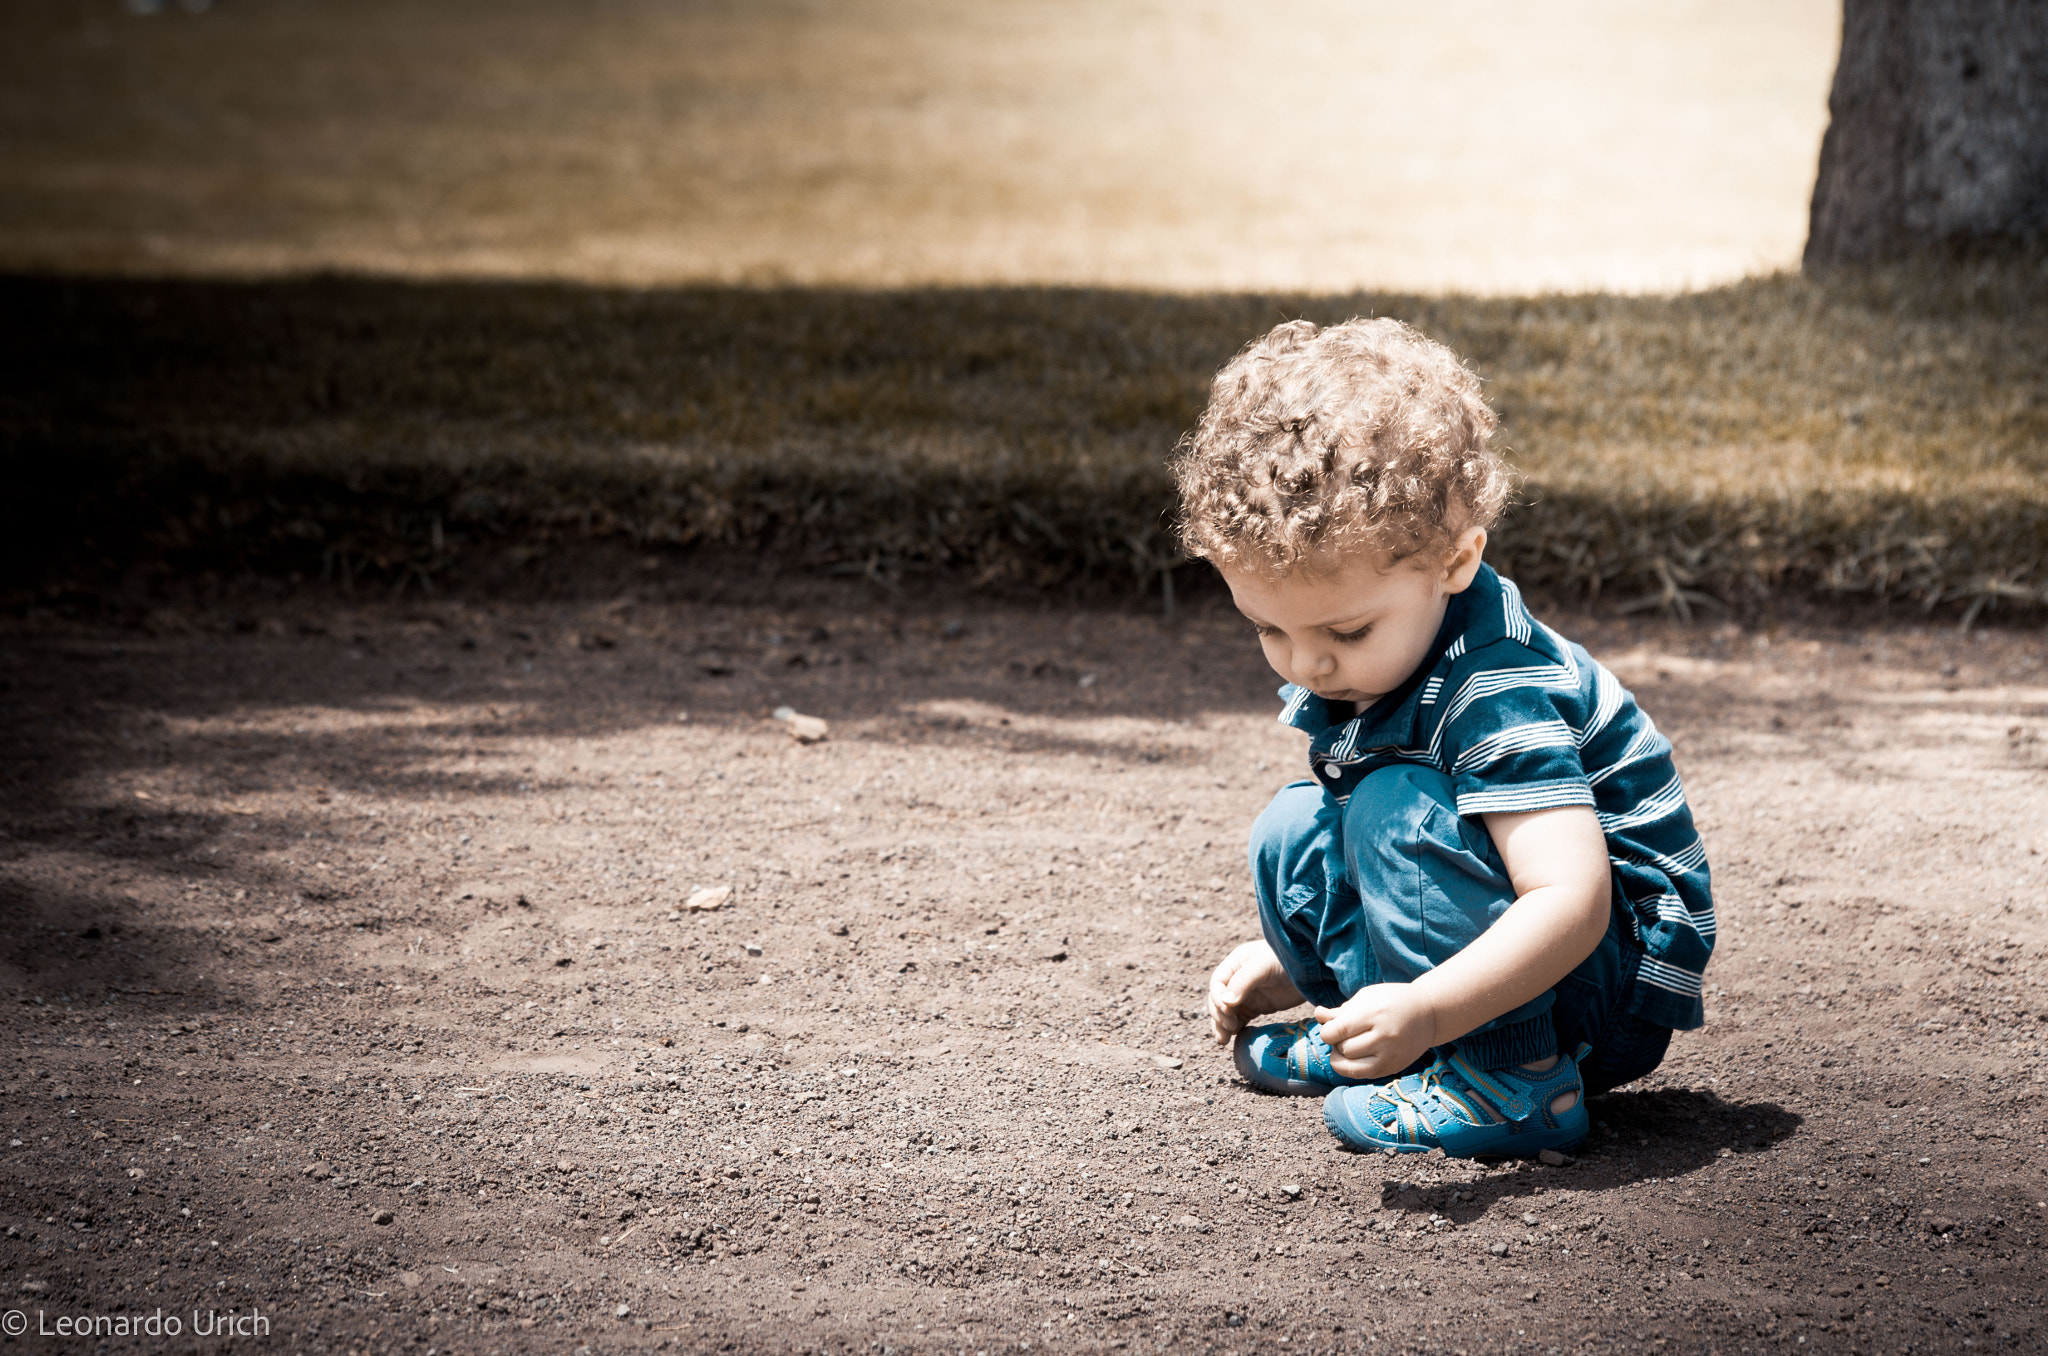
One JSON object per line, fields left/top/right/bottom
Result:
{"left": 1312, "top": 983, "right": 1440, "bottom": 1079}
{"left": 1206, "top": 941, "right": 1304, "bottom": 1045}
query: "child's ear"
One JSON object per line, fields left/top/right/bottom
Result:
{"left": 1440, "top": 526, "right": 1488, "bottom": 594}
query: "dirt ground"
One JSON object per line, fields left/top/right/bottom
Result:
{"left": 3, "top": 559, "right": 2047, "bottom": 1355}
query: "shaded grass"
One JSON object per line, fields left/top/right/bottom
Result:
{"left": 5, "top": 261, "right": 2046, "bottom": 619}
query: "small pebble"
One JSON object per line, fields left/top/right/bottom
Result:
{"left": 1488, "top": 1241, "right": 1510, "bottom": 1256}
{"left": 686, "top": 887, "right": 733, "bottom": 912}
{"left": 615, "top": 1303, "right": 632, "bottom": 1318}
{"left": 1520, "top": 1211, "right": 1538, "bottom": 1226}
{"left": 1280, "top": 1183, "right": 1302, "bottom": 1199}
{"left": 371, "top": 1209, "right": 394, "bottom": 1226}
{"left": 1537, "top": 1148, "right": 1569, "bottom": 1166}
{"left": 772, "top": 708, "right": 830, "bottom": 743}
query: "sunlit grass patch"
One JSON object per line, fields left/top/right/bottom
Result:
{"left": 4, "top": 260, "right": 2043, "bottom": 619}
{"left": 0, "top": 0, "right": 1834, "bottom": 294}
{"left": 1480, "top": 265, "right": 2048, "bottom": 621}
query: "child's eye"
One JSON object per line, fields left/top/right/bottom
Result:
{"left": 1251, "top": 624, "right": 1281, "bottom": 638}
{"left": 1330, "top": 625, "right": 1373, "bottom": 644}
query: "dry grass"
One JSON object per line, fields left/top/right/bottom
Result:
{"left": 5, "top": 262, "right": 2043, "bottom": 620}
{"left": 15, "top": 1, "right": 1983, "bottom": 618}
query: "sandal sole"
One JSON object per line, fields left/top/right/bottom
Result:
{"left": 1322, "top": 1095, "right": 1589, "bottom": 1160}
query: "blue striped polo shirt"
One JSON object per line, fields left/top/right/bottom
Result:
{"left": 1278, "top": 563, "right": 1713, "bottom": 1030}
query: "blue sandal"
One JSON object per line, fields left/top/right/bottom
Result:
{"left": 1322, "top": 1046, "right": 1589, "bottom": 1158}
{"left": 1232, "top": 1018, "right": 1377, "bottom": 1097}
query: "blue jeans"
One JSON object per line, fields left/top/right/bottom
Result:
{"left": 1249, "top": 769, "right": 1670, "bottom": 1093}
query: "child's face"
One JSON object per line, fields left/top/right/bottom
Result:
{"left": 1220, "top": 530, "right": 1486, "bottom": 708}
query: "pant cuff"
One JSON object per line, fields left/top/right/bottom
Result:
{"left": 1449, "top": 1014, "right": 1556, "bottom": 1070}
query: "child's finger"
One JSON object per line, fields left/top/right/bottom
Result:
{"left": 1318, "top": 1024, "right": 1368, "bottom": 1056}
{"left": 1212, "top": 970, "right": 1245, "bottom": 1015}
{"left": 1326, "top": 1050, "right": 1381, "bottom": 1079}
{"left": 1313, "top": 1006, "right": 1370, "bottom": 1045}
{"left": 1208, "top": 985, "right": 1241, "bottom": 1038}
{"left": 1332, "top": 1031, "right": 1377, "bottom": 1061}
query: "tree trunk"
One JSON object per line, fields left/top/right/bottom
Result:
{"left": 1805, "top": 0, "right": 2048, "bottom": 267}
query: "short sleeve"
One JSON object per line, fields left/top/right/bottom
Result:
{"left": 1439, "top": 660, "right": 1595, "bottom": 817}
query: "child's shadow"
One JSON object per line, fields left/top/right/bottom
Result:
{"left": 1371, "top": 1087, "right": 1802, "bottom": 1222}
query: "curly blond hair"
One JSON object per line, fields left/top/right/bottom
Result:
{"left": 1172, "top": 318, "right": 1512, "bottom": 575}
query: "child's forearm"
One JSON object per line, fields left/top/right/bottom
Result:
{"left": 1385, "top": 803, "right": 1613, "bottom": 1053}
{"left": 1314, "top": 805, "right": 1615, "bottom": 1077}
{"left": 1401, "top": 803, "right": 1617, "bottom": 1046}
{"left": 1406, "top": 879, "right": 1611, "bottom": 1049}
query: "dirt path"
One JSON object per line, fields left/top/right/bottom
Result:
{"left": 3, "top": 567, "right": 2046, "bottom": 1354}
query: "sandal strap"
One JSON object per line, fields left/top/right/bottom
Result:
{"left": 1394, "top": 1097, "right": 1431, "bottom": 1146}
{"left": 1440, "top": 1052, "right": 1535, "bottom": 1122}
{"left": 1287, "top": 1026, "right": 1340, "bottom": 1085}
{"left": 1365, "top": 1068, "right": 1484, "bottom": 1140}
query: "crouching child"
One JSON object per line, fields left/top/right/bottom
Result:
{"left": 1173, "top": 318, "right": 1712, "bottom": 1157}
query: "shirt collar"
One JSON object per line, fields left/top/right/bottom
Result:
{"left": 1277, "top": 563, "right": 1512, "bottom": 737}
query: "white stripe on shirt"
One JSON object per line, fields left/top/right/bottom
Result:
{"left": 1456, "top": 782, "right": 1598, "bottom": 815}
{"left": 1638, "top": 957, "right": 1705, "bottom": 997}
{"left": 1451, "top": 720, "right": 1581, "bottom": 776}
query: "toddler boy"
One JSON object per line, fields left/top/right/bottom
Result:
{"left": 1173, "top": 318, "right": 1712, "bottom": 1157}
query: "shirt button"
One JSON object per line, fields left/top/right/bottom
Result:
{"left": 1320, "top": 764, "right": 1342, "bottom": 780}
